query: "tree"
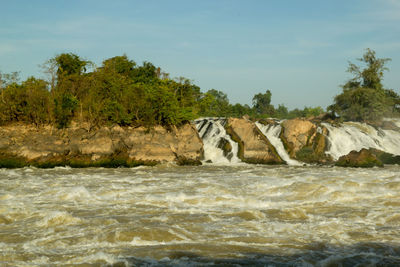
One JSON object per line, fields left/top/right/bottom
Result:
{"left": 197, "top": 89, "right": 231, "bottom": 117}
{"left": 252, "top": 90, "right": 274, "bottom": 116}
{"left": 230, "top": 103, "right": 253, "bottom": 118}
{"left": 102, "top": 55, "right": 136, "bottom": 76}
{"left": 275, "top": 104, "right": 288, "bottom": 119}
{"left": 0, "top": 77, "right": 51, "bottom": 125}
{"left": 328, "top": 49, "right": 399, "bottom": 121}
{"left": 54, "top": 53, "right": 90, "bottom": 77}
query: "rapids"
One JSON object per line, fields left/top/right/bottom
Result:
{"left": 195, "top": 118, "right": 240, "bottom": 164}
{"left": 323, "top": 121, "right": 400, "bottom": 161}
{"left": 255, "top": 122, "right": 302, "bottom": 166}
{"left": 1, "top": 165, "right": 400, "bottom": 266}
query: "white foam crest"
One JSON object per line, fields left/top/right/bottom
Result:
{"left": 3, "top": 165, "right": 400, "bottom": 265}
{"left": 255, "top": 122, "right": 302, "bottom": 166}
{"left": 195, "top": 118, "right": 241, "bottom": 164}
{"left": 36, "top": 211, "right": 81, "bottom": 227}
{"left": 323, "top": 122, "right": 400, "bottom": 160}
{"left": 129, "top": 236, "right": 189, "bottom": 246}
{"left": 59, "top": 186, "right": 94, "bottom": 202}
{"left": 67, "top": 251, "right": 121, "bottom": 265}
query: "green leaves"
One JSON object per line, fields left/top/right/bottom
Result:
{"left": 252, "top": 90, "right": 273, "bottom": 115}
{"left": 329, "top": 49, "right": 398, "bottom": 122}
{"left": 54, "top": 93, "right": 78, "bottom": 128}
{"left": 0, "top": 76, "right": 51, "bottom": 125}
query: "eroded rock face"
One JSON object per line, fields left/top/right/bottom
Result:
{"left": 226, "top": 118, "right": 283, "bottom": 164}
{"left": 0, "top": 125, "right": 68, "bottom": 161}
{"left": 280, "top": 119, "right": 317, "bottom": 157}
{"left": 125, "top": 124, "right": 203, "bottom": 164}
{"left": 367, "top": 148, "right": 400, "bottom": 165}
{"left": 279, "top": 119, "right": 332, "bottom": 164}
{"left": 335, "top": 148, "right": 383, "bottom": 168}
{"left": 0, "top": 123, "right": 203, "bottom": 167}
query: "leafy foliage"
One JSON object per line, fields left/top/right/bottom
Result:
{"left": 329, "top": 49, "right": 400, "bottom": 122}
{"left": 252, "top": 90, "right": 274, "bottom": 116}
{"left": 0, "top": 52, "right": 331, "bottom": 127}
{"left": 0, "top": 76, "right": 51, "bottom": 125}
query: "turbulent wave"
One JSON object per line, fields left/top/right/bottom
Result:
{"left": 1, "top": 166, "right": 400, "bottom": 265}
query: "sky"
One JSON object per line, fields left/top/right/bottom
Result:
{"left": 1, "top": 0, "right": 399, "bottom": 109}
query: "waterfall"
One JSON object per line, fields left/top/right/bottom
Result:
{"left": 195, "top": 117, "right": 400, "bottom": 165}
{"left": 255, "top": 122, "right": 302, "bottom": 166}
{"left": 323, "top": 121, "right": 400, "bottom": 160}
{"left": 194, "top": 118, "right": 241, "bottom": 164}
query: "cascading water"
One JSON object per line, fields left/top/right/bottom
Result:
{"left": 194, "top": 118, "right": 241, "bottom": 164}
{"left": 255, "top": 122, "right": 302, "bottom": 166}
{"left": 323, "top": 121, "right": 400, "bottom": 160}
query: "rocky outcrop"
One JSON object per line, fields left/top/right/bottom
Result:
{"left": 368, "top": 148, "right": 400, "bottom": 165}
{"left": 226, "top": 118, "right": 283, "bottom": 164}
{"left": 280, "top": 119, "right": 317, "bottom": 156}
{"left": 335, "top": 148, "right": 383, "bottom": 168}
{"left": 280, "top": 119, "right": 331, "bottom": 164}
{"left": 0, "top": 123, "right": 203, "bottom": 168}
{"left": 217, "top": 138, "right": 233, "bottom": 160}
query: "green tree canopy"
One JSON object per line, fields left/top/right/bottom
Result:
{"left": 329, "top": 49, "right": 399, "bottom": 121}
{"left": 54, "top": 53, "right": 90, "bottom": 77}
{"left": 252, "top": 90, "right": 274, "bottom": 115}
{"left": 102, "top": 55, "right": 136, "bottom": 76}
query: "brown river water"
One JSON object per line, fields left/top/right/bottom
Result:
{"left": 1, "top": 165, "right": 400, "bottom": 266}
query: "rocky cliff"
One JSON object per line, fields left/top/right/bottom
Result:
{"left": 0, "top": 123, "right": 203, "bottom": 168}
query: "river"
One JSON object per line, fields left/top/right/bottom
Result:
{"left": 1, "top": 165, "right": 400, "bottom": 266}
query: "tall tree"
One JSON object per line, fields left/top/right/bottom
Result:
{"left": 329, "top": 49, "right": 399, "bottom": 121}
{"left": 252, "top": 90, "right": 274, "bottom": 115}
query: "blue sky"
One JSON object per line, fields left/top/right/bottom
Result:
{"left": 1, "top": 0, "right": 399, "bottom": 109}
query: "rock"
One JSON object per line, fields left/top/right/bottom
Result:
{"left": 280, "top": 119, "right": 317, "bottom": 157}
{"left": 369, "top": 148, "right": 400, "bottom": 165}
{"left": 77, "top": 127, "right": 114, "bottom": 158}
{"left": 295, "top": 127, "right": 332, "bottom": 164}
{"left": 335, "top": 148, "right": 383, "bottom": 168}
{"left": 217, "top": 137, "right": 233, "bottom": 160}
{"left": 0, "top": 122, "right": 203, "bottom": 168}
{"left": 125, "top": 124, "right": 203, "bottom": 164}
{"left": 280, "top": 119, "right": 331, "bottom": 164}
{"left": 226, "top": 118, "right": 283, "bottom": 164}
{"left": 172, "top": 124, "right": 204, "bottom": 164}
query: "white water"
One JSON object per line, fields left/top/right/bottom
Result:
{"left": 255, "top": 122, "right": 302, "bottom": 166}
{"left": 1, "top": 165, "right": 400, "bottom": 266}
{"left": 323, "top": 121, "right": 400, "bottom": 160}
{"left": 195, "top": 118, "right": 240, "bottom": 164}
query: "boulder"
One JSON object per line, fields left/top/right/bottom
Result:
{"left": 280, "top": 119, "right": 317, "bottom": 156}
{"left": 335, "top": 148, "right": 383, "bottom": 168}
{"left": 280, "top": 119, "right": 331, "bottom": 163}
{"left": 217, "top": 137, "right": 233, "bottom": 160}
{"left": 369, "top": 148, "right": 400, "bottom": 165}
{"left": 226, "top": 118, "right": 283, "bottom": 164}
